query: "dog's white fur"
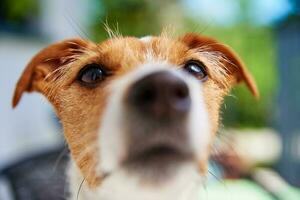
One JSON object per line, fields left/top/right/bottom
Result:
{"left": 70, "top": 162, "right": 203, "bottom": 200}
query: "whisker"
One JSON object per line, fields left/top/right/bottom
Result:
{"left": 52, "top": 145, "right": 69, "bottom": 173}
{"left": 76, "top": 178, "right": 85, "bottom": 200}
{"left": 103, "top": 20, "right": 121, "bottom": 39}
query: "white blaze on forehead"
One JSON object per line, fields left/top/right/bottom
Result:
{"left": 139, "top": 36, "right": 153, "bottom": 43}
{"left": 140, "top": 36, "right": 155, "bottom": 61}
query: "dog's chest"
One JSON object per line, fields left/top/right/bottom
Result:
{"left": 68, "top": 161, "right": 202, "bottom": 200}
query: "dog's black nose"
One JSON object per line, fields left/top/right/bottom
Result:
{"left": 127, "top": 71, "right": 191, "bottom": 118}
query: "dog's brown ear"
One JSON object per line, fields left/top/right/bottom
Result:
{"left": 12, "top": 38, "right": 91, "bottom": 108}
{"left": 181, "top": 33, "right": 259, "bottom": 98}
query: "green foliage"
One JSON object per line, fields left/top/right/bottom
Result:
{"left": 90, "top": 0, "right": 169, "bottom": 41}
{"left": 3, "top": 0, "right": 38, "bottom": 22}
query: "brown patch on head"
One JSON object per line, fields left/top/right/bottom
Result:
{"left": 96, "top": 37, "right": 145, "bottom": 72}
{"left": 148, "top": 36, "right": 188, "bottom": 64}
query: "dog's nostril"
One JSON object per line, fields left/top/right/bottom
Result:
{"left": 127, "top": 71, "right": 191, "bottom": 118}
{"left": 136, "top": 87, "right": 156, "bottom": 104}
{"left": 173, "top": 85, "right": 190, "bottom": 106}
{"left": 174, "top": 83, "right": 189, "bottom": 99}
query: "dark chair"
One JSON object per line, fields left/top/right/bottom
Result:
{"left": 0, "top": 147, "right": 69, "bottom": 200}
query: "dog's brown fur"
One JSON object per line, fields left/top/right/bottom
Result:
{"left": 13, "top": 33, "right": 258, "bottom": 187}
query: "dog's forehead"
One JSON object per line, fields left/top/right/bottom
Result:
{"left": 95, "top": 35, "right": 188, "bottom": 68}
{"left": 98, "top": 35, "right": 185, "bottom": 51}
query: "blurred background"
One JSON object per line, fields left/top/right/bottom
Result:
{"left": 0, "top": 0, "right": 300, "bottom": 199}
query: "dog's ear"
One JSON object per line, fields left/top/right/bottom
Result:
{"left": 181, "top": 33, "right": 259, "bottom": 98}
{"left": 12, "top": 38, "right": 92, "bottom": 108}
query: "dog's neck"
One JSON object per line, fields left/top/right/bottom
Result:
{"left": 69, "top": 161, "right": 203, "bottom": 200}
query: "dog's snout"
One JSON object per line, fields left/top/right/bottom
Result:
{"left": 127, "top": 71, "right": 191, "bottom": 118}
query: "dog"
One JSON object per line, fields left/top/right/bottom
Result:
{"left": 12, "top": 32, "right": 258, "bottom": 200}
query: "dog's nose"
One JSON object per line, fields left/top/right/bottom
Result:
{"left": 127, "top": 71, "right": 191, "bottom": 118}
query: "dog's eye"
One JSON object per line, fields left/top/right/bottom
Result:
{"left": 78, "top": 64, "right": 106, "bottom": 86}
{"left": 184, "top": 61, "right": 208, "bottom": 81}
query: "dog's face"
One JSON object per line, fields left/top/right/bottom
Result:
{"left": 13, "top": 33, "right": 258, "bottom": 188}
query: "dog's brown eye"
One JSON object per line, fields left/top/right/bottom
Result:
{"left": 184, "top": 61, "right": 208, "bottom": 81}
{"left": 78, "top": 64, "right": 106, "bottom": 86}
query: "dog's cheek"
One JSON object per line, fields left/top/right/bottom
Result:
{"left": 53, "top": 85, "right": 109, "bottom": 187}
{"left": 202, "top": 81, "right": 228, "bottom": 135}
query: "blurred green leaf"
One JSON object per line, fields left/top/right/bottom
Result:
{"left": 3, "top": 0, "right": 38, "bottom": 21}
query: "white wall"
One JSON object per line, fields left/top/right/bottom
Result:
{"left": 0, "top": 36, "right": 61, "bottom": 168}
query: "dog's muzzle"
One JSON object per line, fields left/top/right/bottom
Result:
{"left": 122, "top": 71, "right": 194, "bottom": 173}
{"left": 99, "top": 66, "right": 210, "bottom": 178}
